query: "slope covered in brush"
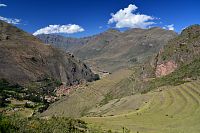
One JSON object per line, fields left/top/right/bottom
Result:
{"left": 139, "top": 25, "right": 200, "bottom": 92}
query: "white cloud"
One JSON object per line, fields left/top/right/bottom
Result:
{"left": 0, "top": 4, "right": 7, "bottom": 7}
{"left": 163, "top": 24, "right": 175, "bottom": 31}
{"left": 167, "top": 24, "right": 174, "bottom": 31}
{"left": 108, "top": 4, "right": 155, "bottom": 29}
{"left": 33, "top": 24, "right": 84, "bottom": 35}
{"left": 0, "top": 16, "right": 21, "bottom": 24}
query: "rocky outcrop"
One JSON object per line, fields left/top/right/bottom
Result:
{"left": 154, "top": 25, "right": 200, "bottom": 77}
{"left": 36, "top": 34, "right": 91, "bottom": 51}
{"left": 155, "top": 60, "right": 177, "bottom": 77}
{"left": 141, "top": 25, "right": 200, "bottom": 80}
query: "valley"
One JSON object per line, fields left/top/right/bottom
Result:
{"left": 1, "top": 10, "right": 200, "bottom": 133}
{"left": 38, "top": 24, "right": 200, "bottom": 132}
{"left": 41, "top": 68, "right": 134, "bottom": 117}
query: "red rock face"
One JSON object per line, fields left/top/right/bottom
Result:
{"left": 156, "top": 60, "right": 177, "bottom": 77}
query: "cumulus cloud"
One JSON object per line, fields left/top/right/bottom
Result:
{"left": 0, "top": 16, "right": 21, "bottom": 24}
{"left": 166, "top": 24, "right": 174, "bottom": 31}
{"left": 0, "top": 4, "right": 7, "bottom": 7}
{"left": 33, "top": 24, "right": 84, "bottom": 35}
{"left": 163, "top": 24, "right": 175, "bottom": 31}
{"left": 108, "top": 4, "right": 155, "bottom": 29}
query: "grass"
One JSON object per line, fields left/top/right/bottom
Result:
{"left": 0, "top": 115, "right": 112, "bottom": 133}
{"left": 42, "top": 68, "right": 134, "bottom": 117}
{"left": 82, "top": 81, "right": 200, "bottom": 133}
{"left": 41, "top": 58, "right": 200, "bottom": 132}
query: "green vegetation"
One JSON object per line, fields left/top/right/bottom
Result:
{"left": 41, "top": 69, "right": 133, "bottom": 117}
{"left": 80, "top": 25, "right": 200, "bottom": 133}
{"left": 144, "top": 58, "right": 200, "bottom": 93}
{"left": 1, "top": 23, "right": 200, "bottom": 133}
{"left": 99, "top": 93, "right": 114, "bottom": 106}
{"left": 0, "top": 114, "right": 117, "bottom": 133}
{"left": 160, "top": 25, "right": 200, "bottom": 63}
{"left": 0, "top": 114, "right": 17, "bottom": 133}
{"left": 0, "top": 79, "right": 24, "bottom": 107}
{"left": 26, "top": 77, "right": 62, "bottom": 98}
{"left": 83, "top": 81, "right": 200, "bottom": 133}
{"left": 0, "top": 77, "right": 64, "bottom": 118}
{"left": 99, "top": 77, "right": 134, "bottom": 106}
{"left": 0, "top": 77, "right": 61, "bottom": 104}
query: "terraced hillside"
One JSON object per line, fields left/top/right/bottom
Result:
{"left": 41, "top": 68, "right": 134, "bottom": 117}
{"left": 83, "top": 81, "right": 200, "bottom": 133}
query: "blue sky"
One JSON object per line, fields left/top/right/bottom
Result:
{"left": 0, "top": 0, "right": 200, "bottom": 37}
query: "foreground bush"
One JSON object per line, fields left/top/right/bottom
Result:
{"left": 0, "top": 115, "right": 115, "bottom": 133}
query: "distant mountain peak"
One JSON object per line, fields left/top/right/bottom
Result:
{"left": 181, "top": 24, "right": 200, "bottom": 36}
{"left": 38, "top": 25, "right": 177, "bottom": 72}
{"left": 106, "top": 28, "right": 121, "bottom": 33}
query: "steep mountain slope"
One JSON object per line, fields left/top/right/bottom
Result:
{"left": 155, "top": 25, "right": 200, "bottom": 77}
{"left": 74, "top": 29, "right": 121, "bottom": 60}
{"left": 36, "top": 34, "right": 91, "bottom": 51}
{"left": 0, "top": 20, "right": 98, "bottom": 87}
{"left": 38, "top": 28, "right": 177, "bottom": 72}
{"left": 137, "top": 25, "right": 200, "bottom": 92}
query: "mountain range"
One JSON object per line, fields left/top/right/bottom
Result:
{"left": 37, "top": 28, "right": 177, "bottom": 73}
{"left": 1, "top": 20, "right": 200, "bottom": 133}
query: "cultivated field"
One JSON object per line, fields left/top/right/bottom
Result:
{"left": 83, "top": 81, "right": 200, "bottom": 133}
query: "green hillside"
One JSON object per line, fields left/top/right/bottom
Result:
{"left": 144, "top": 58, "right": 200, "bottom": 93}
{"left": 41, "top": 69, "right": 134, "bottom": 117}
{"left": 83, "top": 81, "right": 200, "bottom": 133}
{"left": 138, "top": 25, "right": 200, "bottom": 93}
